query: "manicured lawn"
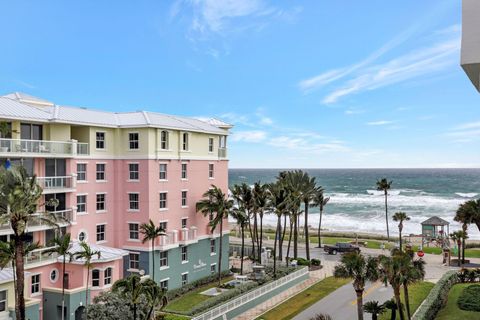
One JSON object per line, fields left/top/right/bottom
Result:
{"left": 379, "top": 281, "right": 435, "bottom": 320}
{"left": 436, "top": 283, "right": 480, "bottom": 320}
{"left": 256, "top": 277, "right": 351, "bottom": 320}
{"left": 164, "top": 276, "right": 234, "bottom": 314}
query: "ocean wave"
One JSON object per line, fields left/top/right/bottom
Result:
{"left": 455, "top": 192, "right": 478, "bottom": 198}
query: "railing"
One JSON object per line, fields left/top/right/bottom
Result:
{"left": 25, "top": 246, "right": 58, "bottom": 265}
{"left": 0, "top": 138, "right": 89, "bottom": 156}
{"left": 158, "top": 231, "right": 177, "bottom": 247}
{"left": 218, "top": 148, "right": 227, "bottom": 158}
{"left": 77, "top": 143, "right": 89, "bottom": 155}
{"left": 192, "top": 267, "right": 309, "bottom": 320}
{"left": 0, "top": 209, "right": 74, "bottom": 232}
{"left": 179, "top": 228, "right": 197, "bottom": 242}
{"left": 37, "top": 176, "right": 74, "bottom": 191}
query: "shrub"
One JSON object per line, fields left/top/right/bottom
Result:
{"left": 264, "top": 265, "right": 298, "bottom": 277}
{"left": 309, "top": 314, "right": 332, "bottom": 320}
{"left": 412, "top": 270, "right": 458, "bottom": 320}
{"left": 457, "top": 284, "right": 480, "bottom": 312}
{"left": 156, "top": 314, "right": 190, "bottom": 320}
{"left": 296, "top": 257, "right": 311, "bottom": 266}
{"left": 311, "top": 258, "right": 321, "bottom": 266}
{"left": 458, "top": 268, "right": 469, "bottom": 283}
{"left": 166, "top": 270, "right": 231, "bottom": 301}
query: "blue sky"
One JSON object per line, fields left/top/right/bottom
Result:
{"left": 1, "top": 0, "right": 479, "bottom": 168}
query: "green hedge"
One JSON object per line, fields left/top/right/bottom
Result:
{"left": 412, "top": 270, "right": 459, "bottom": 320}
{"left": 457, "top": 284, "right": 480, "bottom": 312}
{"left": 165, "top": 270, "right": 231, "bottom": 301}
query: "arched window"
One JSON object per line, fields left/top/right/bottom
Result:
{"left": 104, "top": 268, "right": 112, "bottom": 285}
{"left": 160, "top": 131, "right": 169, "bottom": 150}
{"left": 92, "top": 269, "right": 100, "bottom": 287}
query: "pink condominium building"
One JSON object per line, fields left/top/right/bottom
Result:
{"left": 0, "top": 92, "right": 231, "bottom": 320}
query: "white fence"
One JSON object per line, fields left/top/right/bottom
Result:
{"left": 192, "top": 266, "right": 309, "bottom": 320}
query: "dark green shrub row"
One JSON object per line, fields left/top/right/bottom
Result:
{"left": 311, "top": 258, "right": 321, "bottom": 266}
{"left": 412, "top": 270, "right": 458, "bottom": 320}
{"left": 457, "top": 268, "right": 480, "bottom": 283}
{"left": 165, "top": 270, "right": 231, "bottom": 301}
{"left": 264, "top": 265, "right": 298, "bottom": 278}
{"left": 457, "top": 284, "right": 480, "bottom": 311}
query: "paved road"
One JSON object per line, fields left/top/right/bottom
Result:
{"left": 293, "top": 281, "right": 394, "bottom": 320}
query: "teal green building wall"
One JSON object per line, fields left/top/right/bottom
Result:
{"left": 9, "top": 302, "right": 40, "bottom": 320}
{"left": 42, "top": 289, "right": 88, "bottom": 320}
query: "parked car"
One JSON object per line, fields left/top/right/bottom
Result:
{"left": 324, "top": 242, "right": 360, "bottom": 255}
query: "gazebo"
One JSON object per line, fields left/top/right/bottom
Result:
{"left": 421, "top": 216, "right": 450, "bottom": 246}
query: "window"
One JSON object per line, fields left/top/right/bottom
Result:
{"left": 77, "top": 163, "right": 87, "bottom": 181}
{"left": 181, "top": 191, "right": 187, "bottom": 207}
{"left": 31, "top": 274, "right": 40, "bottom": 294}
{"left": 159, "top": 192, "right": 167, "bottom": 209}
{"left": 96, "top": 132, "right": 105, "bottom": 149}
{"left": 210, "top": 239, "right": 216, "bottom": 254}
{"left": 0, "top": 290, "right": 6, "bottom": 312}
{"left": 159, "top": 221, "right": 167, "bottom": 231}
{"left": 211, "top": 264, "right": 216, "bottom": 275}
{"left": 160, "top": 251, "right": 168, "bottom": 267}
{"left": 96, "top": 163, "right": 106, "bottom": 181}
{"left": 129, "top": 193, "right": 139, "bottom": 210}
{"left": 181, "top": 246, "right": 188, "bottom": 262}
{"left": 77, "top": 195, "right": 87, "bottom": 214}
{"left": 129, "top": 163, "right": 139, "bottom": 180}
{"left": 96, "top": 224, "right": 106, "bottom": 242}
{"left": 50, "top": 269, "right": 58, "bottom": 283}
{"left": 129, "top": 132, "right": 139, "bottom": 150}
{"left": 96, "top": 193, "right": 106, "bottom": 211}
{"left": 159, "top": 163, "right": 167, "bottom": 180}
{"left": 78, "top": 231, "right": 87, "bottom": 242}
{"left": 160, "top": 131, "right": 169, "bottom": 150}
{"left": 160, "top": 279, "right": 168, "bottom": 290}
{"left": 219, "top": 135, "right": 226, "bottom": 148}
{"left": 182, "top": 273, "right": 188, "bottom": 286}
{"left": 181, "top": 163, "right": 187, "bottom": 179}
{"left": 129, "top": 253, "right": 139, "bottom": 270}
{"left": 92, "top": 269, "right": 100, "bottom": 287}
{"left": 182, "top": 133, "right": 189, "bottom": 151}
{"left": 129, "top": 223, "right": 139, "bottom": 240}
{"left": 181, "top": 218, "right": 187, "bottom": 229}
{"left": 104, "top": 268, "right": 112, "bottom": 285}
{"left": 209, "top": 163, "right": 214, "bottom": 179}
{"left": 208, "top": 137, "right": 214, "bottom": 152}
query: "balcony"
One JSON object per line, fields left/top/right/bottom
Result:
{"left": 0, "top": 208, "right": 74, "bottom": 233}
{"left": 25, "top": 246, "right": 58, "bottom": 266}
{"left": 179, "top": 227, "right": 198, "bottom": 245}
{"left": 218, "top": 148, "right": 227, "bottom": 158}
{"left": 0, "top": 138, "right": 89, "bottom": 157}
{"left": 157, "top": 231, "right": 178, "bottom": 250}
{"left": 37, "top": 176, "right": 75, "bottom": 194}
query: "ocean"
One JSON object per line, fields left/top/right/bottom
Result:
{"left": 229, "top": 168, "right": 480, "bottom": 239}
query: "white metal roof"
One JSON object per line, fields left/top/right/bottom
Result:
{"left": 0, "top": 92, "right": 231, "bottom": 134}
{"left": 59, "top": 241, "right": 129, "bottom": 264}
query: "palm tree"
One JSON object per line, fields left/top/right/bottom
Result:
{"left": 142, "top": 278, "right": 168, "bottom": 320}
{"left": 402, "top": 258, "right": 425, "bottom": 320}
{"left": 140, "top": 220, "right": 166, "bottom": 282}
{"left": 392, "top": 212, "right": 410, "bottom": 251}
{"left": 0, "top": 166, "right": 60, "bottom": 320}
{"left": 45, "top": 233, "right": 72, "bottom": 320}
{"left": 268, "top": 181, "right": 289, "bottom": 276}
{"left": 229, "top": 208, "right": 248, "bottom": 274}
{"left": 284, "top": 171, "right": 304, "bottom": 259}
{"left": 231, "top": 184, "right": 255, "bottom": 260}
{"left": 112, "top": 274, "right": 145, "bottom": 320}
{"left": 297, "top": 171, "right": 318, "bottom": 260}
{"left": 450, "top": 231, "right": 466, "bottom": 267}
{"left": 253, "top": 182, "right": 269, "bottom": 262}
{"left": 72, "top": 241, "right": 101, "bottom": 313}
{"left": 376, "top": 178, "right": 393, "bottom": 241}
{"left": 312, "top": 189, "right": 330, "bottom": 248}
{"left": 383, "top": 299, "right": 398, "bottom": 320}
{"left": 364, "top": 301, "right": 386, "bottom": 320}
{"left": 334, "top": 251, "right": 379, "bottom": 320}
{"left": 196, "top": 185, "right": 233, "bottom": 286}
{"left": 454, "top": 200, "right": 480, "bottom": 264}
{"left": 378, "top": 253, "right": 409, "bottom": 320}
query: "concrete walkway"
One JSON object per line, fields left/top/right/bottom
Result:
{"left": 233, "top": 260, "right": 336, "bottom": 320}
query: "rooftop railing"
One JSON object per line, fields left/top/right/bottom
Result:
{"left": 0, "top": 138, "right": 89, "bottom": 157}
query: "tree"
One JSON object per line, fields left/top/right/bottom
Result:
{"left": 297, "top": 171, "right": 318, "bottom": 260}
{"left": 87, "top": 290, "right": 148, "bottom": 320}
{"left": 142, "top": 279, "right": 168, "bottom": 320}
{"left": 401, "top": 257, "right": 425, "bottom": 320}
{"left": 284, "top": 171, "right": 304, "bottom": 259}
{"left": 45, "top": 233, "right": 72, "bottom": 320}
{"left": 364, "top": 301, "right": 386, "bottom": 320}
{"left": 253, "top": 182, "right": 269, "bottom": 262}
{"left": 0, "top": 166, "right": 60, "bottom": 320}
{"left": 383, "top": 299, "right": 398, "bottom": 320}
{"left": 72, "top": 242, "right": 101, "bottom": 314}
{"left": 454, "top": 200, "right": 480, "bottom": 264}
{"left": 196, "top": 185, "right": 233, "bottom": 286}
{"left": 450, "top": 231, "right": 467, "bottom": 267}
{"left": 229, "top": 207, "right": 248, "bottom": 274}
{"left": 140, "top": 220, "right": 166, "bottom": 282}
{"left": 334, "top": 252, "right": 379, "bottom": 320}
{"left": 392, "top": 212, "right": 410, "bottom": 251}
{"left": 376, "top": 178, "right": 393, "bottom": 241}
{"left": 113, "top": 274, "right": 145, "bottom": 320}
{"left": 312, "top": 189, "right": 330, "bottom": 248}
{"left": 231, "top": 183, "right": 255, "bottom": 261}
{"left": 268, "top": 181, "right": 289, "bottom": 277}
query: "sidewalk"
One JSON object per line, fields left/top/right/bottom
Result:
{"left": 233, "top": 260, "right": 337, "bottom": 320}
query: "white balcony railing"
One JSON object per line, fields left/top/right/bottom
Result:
{"left": 25, "top": 246, "right": 58, "bottom": 266}
{"left": 179, "top": 227, "right": 197, "bottom": 243}
{"left": 158, "top": 231, "right": 177, "bottom": 248}
{"left": 37, "top": 176, "right": 75, "bottom": 192}
{"left": 0, "top": 138, "right": 89, "bottom": 157}
{"left": 0, "top": 209, "right": 74, "bottom": 232}
{"left": 218, "top": 148, "right": 227, "bottom": 158}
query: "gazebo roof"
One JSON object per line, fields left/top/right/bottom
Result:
{"left": 421, "top": 216, "right": 449, "bottom": 226}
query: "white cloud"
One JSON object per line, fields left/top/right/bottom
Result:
{"left": 231, "top": 130, "right": 267, "bottom": 142}
{"left": 366, "top": 120, "right": 394, "bottom": 126}
{"left": 444, "top": 120, "right": 480, "bottom": 143}
{"left": 344, "top": 108, "right": 365, "bottom": 115}
{"left": 455, "top": 121, "right": 480, "bottom": 130}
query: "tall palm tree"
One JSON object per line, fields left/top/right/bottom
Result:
{"left": 0, "top": 166, "right": 60, "bottom": 320}
{"left": 334, "top": 251, "right": 379, "bottom": 320}
{"left": 364, "top": 301, "right": 386, "bottom": 320}
{"left": 142, "top": 278, "right": 168, "bottom": 320}
{"left": 284, "top": 171, "right": 304, "bottom": 259}
{"left": 450, "top": 231, "right": 466, "bottom": 267}
{"left": 383, "top": 299, "right": 398, "bottom": 320}
{"left": 72, "top": 241, "right": 101, "bottom": 313}
{"left": 312, "top": 188, "right": 330, "bottom": 248}
{"left": 140, "top": 220, "right": 166, "bottom": 282}
{"left": 229, "top": 208, "right": 248, "bottom": 274}
{"left": 402, "top": 257, "right": 425, "bottom": 320}
{"left": 196, "top": 185, "right": 233, "bottom": 286}
{"left": 113, "top": 274, "right": 145, "bottom": 320}
{"left": 297, "top": 171, "right": 318, "bottom": 260}
{"left": 268, "top": 181, "right": 289, "bottom": 276}
{"left": 392, "top": 212, "right": 410, "bottom": 251}
{"left": 378, "top": 253, "right": 409, "bottom": 320}
{"left": 231, "top": 184, "right": 255, "bottom": 260}
{"left": 45, "top": 233, "right": 72, "bottom": 320}
{"left": 454, "top": 200, "right": 480, "bottom": 264}
{"left": 376, "top": 178, "right": 393, "bottom": 241}
{"left": 253, "top": 182, "right": 269, "bottom": 262}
